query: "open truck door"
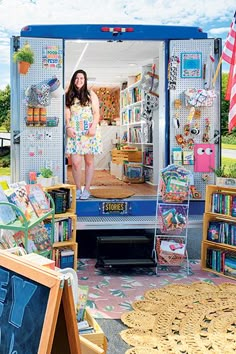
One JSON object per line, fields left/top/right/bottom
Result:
{"left": 10, "top": 36, "right": 64, "bottom": 183}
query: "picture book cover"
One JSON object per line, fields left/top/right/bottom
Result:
{"left": 183, "top": 150, "right": 194, "bottom": 165}
{"left": 28, "top": 223, "right": 52, "bottom": 254}
{"left": 5, "top": 186, "right": 37, "bottom": 222}
{"left": 0, "top": 186, "right": 17, "bottom": 224}
{"left": 25, "top": 184, "right": 50, "bottom": 217}
{"left": 207, "top": 222, "right": 220, "bottom": 242}
{"left": 12, "top": 230, "right": 26, "bottom": 250}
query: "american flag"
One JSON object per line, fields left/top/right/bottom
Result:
{"left": 222, "top": 11, "right": 236, "bottom": 131}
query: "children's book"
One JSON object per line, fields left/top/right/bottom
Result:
{"left": 28, "top": 223, "right": 53, "bottom": 254}
{"left": 0, "top": 186, "right": 17, "bottom": 224}
{"left": 183, "top": 150, "right": 194, "bottom": 165}
{"left": 5, "top": 185, "right": 37, "bottom": 222}
{"left": 25, "top": 184, "right": 50, "bottom": 217}
{"left": 207, "top": 222, "right": 220, "bottom": 242}
{"left": 12, "top": 231, "right": 26, "bottom": 250}
{"left": 77, "top": 285, "right": 89, "bottom": 322}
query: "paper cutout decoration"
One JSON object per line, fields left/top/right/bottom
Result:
{"left": 194, "top": 144, "right": 215, "bottom": 172}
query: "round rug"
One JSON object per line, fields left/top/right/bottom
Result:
{"left": 90, "top": 188, "right": 135, "bottom": 199}
{"left": 120, "top": 282, "right": 236, "bottom": 353}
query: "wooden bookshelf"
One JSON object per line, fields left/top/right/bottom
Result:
{"left": 43, "top": 184, "right": 78, "bottom": 271}
{"left": 201, "top": 184, "right": 236, "bottom": 280}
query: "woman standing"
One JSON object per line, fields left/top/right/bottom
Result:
{"left": 65, "top": 69, "right": 102, "bottom": 199}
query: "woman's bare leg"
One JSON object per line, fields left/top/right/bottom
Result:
{"left": 71, "top": 154, "right": 83, "bottom": 190}
{"left": 84, "top": 154, "right": 94, "bottom": 190}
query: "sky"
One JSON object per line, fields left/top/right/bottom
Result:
{"left": 0, "top": 0, "right": 235, "bottom": 90}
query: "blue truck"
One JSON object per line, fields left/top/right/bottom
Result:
{"left": 10, "top": 24, "right": 221, "bottom": 230}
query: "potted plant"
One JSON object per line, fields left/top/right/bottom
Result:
{"left": 13, "top": 42, "right": 34, "bottom": 74}
{"left": 37, "top": 168, "right": 58, "bottom": 187}
{"left": 212, "top": 164, "right": 236, "bottom": 187}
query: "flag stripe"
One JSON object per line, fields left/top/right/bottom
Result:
{"left": 222, "top": 13, "right": 236, "bottom": 64}
{"left": 228, "top": 68, "right": 236, "bottom": 131}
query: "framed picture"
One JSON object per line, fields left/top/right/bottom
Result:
{"left": 181, "top": 52, "right": 202, "bottom": 78}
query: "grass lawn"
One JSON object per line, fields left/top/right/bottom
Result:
{"left": 222, "top": 157, "right": 236, "bottom": 175}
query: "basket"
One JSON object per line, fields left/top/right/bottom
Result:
{"left": 156, "top": 236, "right": 186, "bottom": 265}
{"left": 158, "top": 204, "right": 188, "bottom": 234}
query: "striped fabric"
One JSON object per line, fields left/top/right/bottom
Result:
{"left": 222, "top": 12, "right": 236, "bottom": 64}
{"left": 222, "top": 11, "right": 236, "bottom": 131}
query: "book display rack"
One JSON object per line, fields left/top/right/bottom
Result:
{"left": 152, "top": 164, "right": 191, "bottom": 275}
{"left": 0, "top": 183, "right": 78, "bottom": 271}
{"left": 0, "top": 188, "right": 55, "bottom": 258}
{"left": 201, "top": 184, "right": 236, "bottom": 280}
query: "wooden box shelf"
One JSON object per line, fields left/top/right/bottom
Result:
{"left": 201, "top": 184, "right": 236, "bottom": 280}
{"left": 43, "top": 184, "right": 78, "bottom": 271}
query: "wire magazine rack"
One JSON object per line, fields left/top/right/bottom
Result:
{"left": 152, "top": 164, "right": 191, "bottom": 275}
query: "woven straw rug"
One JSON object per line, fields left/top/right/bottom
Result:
{"left": 120, "top": 282, "right": 236, "bottom": 354}
{"left": 90, "top": 188, "right": 135, "bottom": 199}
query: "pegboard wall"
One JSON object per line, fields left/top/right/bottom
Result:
{"left": 19, "top": 37, "right": 64, "bottom": 183}
{"left": 169, "top": 39, "right": 221, "bottom": 200}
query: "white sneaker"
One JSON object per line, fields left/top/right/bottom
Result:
{"left": 80, "top": 189, "right": 90, "bottom": 200}
{"left": 76, "top": 189, "right": 82, "bottom": 199}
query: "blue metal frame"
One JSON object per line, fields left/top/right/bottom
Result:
{"left": 20, "top": 24, "right": 207, "bottom": 40}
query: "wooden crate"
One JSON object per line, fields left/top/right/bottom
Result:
{"left": 81, "top": 309, "right": 106, "bottom": 350}
{"left": 111, "top": 149, "right": 142, "bottom": 164}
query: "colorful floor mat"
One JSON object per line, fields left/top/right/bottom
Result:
{"left": 77, "top": 258, "right": 236, "bottom": 319}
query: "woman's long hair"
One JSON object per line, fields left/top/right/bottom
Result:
{"left": 66, "top": 69, "right": 91, "bottom": 107}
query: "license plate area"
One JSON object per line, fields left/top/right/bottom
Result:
{"left": 101, "top": 202, "right": 129, "bottom": 215}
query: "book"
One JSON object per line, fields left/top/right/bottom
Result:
{"left": 60, "top": 248, "right": 74, "bottom": 269}
{"left": 172, "top": 147, "right": 182, "bottom": 165}
{"left": 25, "top": 184, "right": 50, "bottom": 217}
{"left": 224, "top": 253, "right": 236, "bottom": 278}
{"left": 28, "top": 223, "right": 52, "bottom": 254}
{"left": 12, "top": 231, "right": 26, "bottom": 250}
{"left": 207, "top": 222, "right": 220, "bottom": 242}
{"left": 5, "top": 185, "right": 37, "bottom": 222}
{"left": 0, "top": 186, "right": 17, "bottom": 224}
{"left": 77, "top": 285, "right": 89, "bottom": 322}
{"left": 183, "top": 150, "right": 194, "bottom": 165}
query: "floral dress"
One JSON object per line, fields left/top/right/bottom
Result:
{"left": 66, "top": 98, "right": 102, "bottom": 155}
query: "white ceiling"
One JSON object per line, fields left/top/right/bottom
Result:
{"left": 64, "top": 40, "right": 161, "bottom": 88}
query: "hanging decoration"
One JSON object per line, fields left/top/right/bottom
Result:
{"left": 168, "top": 54, "right": 180, "bottom": 90}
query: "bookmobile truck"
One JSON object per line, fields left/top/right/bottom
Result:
{"left": 10, "top": 24, "right": 221, "bottom": 253}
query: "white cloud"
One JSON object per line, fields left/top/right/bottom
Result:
{"left": 0, "top": 0, "right": 235, "bottom": 87}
